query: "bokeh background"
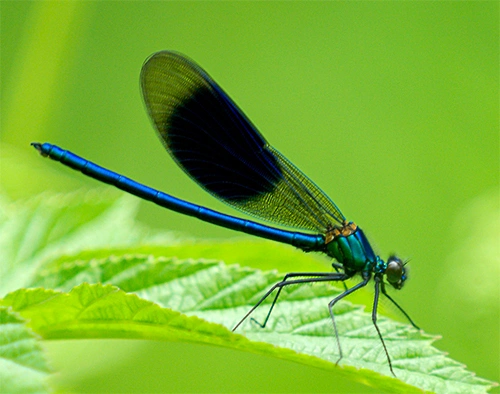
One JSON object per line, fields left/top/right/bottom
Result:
{"left": 2, "top": 2, "right": 498, "bottom": 392}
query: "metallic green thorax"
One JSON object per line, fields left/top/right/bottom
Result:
{"left": 325, "top": 222, "right": 378, "bottom": 276}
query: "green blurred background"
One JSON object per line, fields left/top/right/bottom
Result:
{"left": 1, "top": 2, "right": 498, "bottom": 392}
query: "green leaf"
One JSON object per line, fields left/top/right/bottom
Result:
{"left": 1, "top": 190, "right": 497, "bottom": 393}
{"left": 26, "top": 254, "right": 496, "bottom": 393}
{"left": 0, "top": 191, "right": 164, "bottom": 296}
{"left": 0, "top": 283, "right": 413, "bottom": 393}
{"left": 0, "top": 306, "right": 51, "bottom": 394}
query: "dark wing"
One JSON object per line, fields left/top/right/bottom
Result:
{"left": 140, "top": 51, "right": 344, "bottom": 233}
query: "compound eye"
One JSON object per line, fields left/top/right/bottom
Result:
{"left": 386, "top": 256, "right": 404, "bottom": 289}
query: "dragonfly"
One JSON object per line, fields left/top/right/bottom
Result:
{"left": 32, "top": 50, "right": 419, "bottom": 376}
